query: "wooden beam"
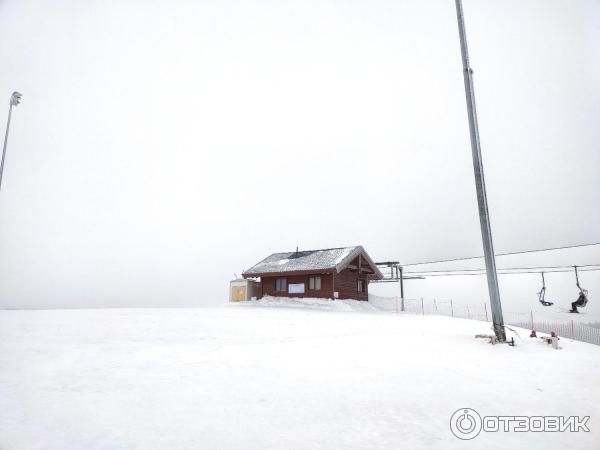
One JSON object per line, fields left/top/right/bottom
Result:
{"left": 345, "top": 264, "right": 373, "bottom": 273}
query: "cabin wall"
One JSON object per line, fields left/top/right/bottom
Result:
{"left": 334, "top": 267, "right": 369, "bottom": 300}
{"left": 258, "top": 269, "right": 370, "bottom": 301}
{"left": 261, "top": 273, "right": 334, "bottom": 299}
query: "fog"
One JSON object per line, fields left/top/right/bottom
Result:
{"left": 0, "top": 0, "right": 598, "bottom": 313}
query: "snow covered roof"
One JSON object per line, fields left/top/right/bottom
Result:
{"left": 243, "top": 246, "right": 383, "bottom": 279}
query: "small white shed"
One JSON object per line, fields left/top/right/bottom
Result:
{"left": 229, "top": 279, "right": 261, "bottom": 302}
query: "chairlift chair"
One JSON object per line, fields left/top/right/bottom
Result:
{"left": 573, "top": 265, "right": 589, "bottom": 308}
{"left": 537, "top": 272, "right": 554, "bottom": 306}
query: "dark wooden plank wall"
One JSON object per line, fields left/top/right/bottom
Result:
{"left": 261, "top": 274, "right": 334, "bottom": 298}
{"left": 334, "top": 266, "right": 369, "bottom": 300}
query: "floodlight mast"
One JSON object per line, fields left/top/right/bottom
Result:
{"left": 454, "top": 0, "right": 506, "bottom": 342}
{"left": 0, "top": 91, "right": 23, "bottom": 193}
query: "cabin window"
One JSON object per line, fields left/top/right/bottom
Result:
{"left": 309, "top": 276, "right": 321, "bottom": 290}
{"left": 275, "top": 278, "right": 287, "bottom": 292}
{"left": 357, "top": 279, "right": 365, "bottom": 292}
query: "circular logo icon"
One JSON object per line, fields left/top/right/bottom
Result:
{"left": 450, "top": 408, "right": 482, "bottom": 440}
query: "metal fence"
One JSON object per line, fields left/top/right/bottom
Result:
{"left": 370, "top": 295, "right": 600, "bottom": 346}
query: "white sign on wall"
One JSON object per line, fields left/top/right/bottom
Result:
{"left": 288, "top": 283, "right": 305, "bottom": 294}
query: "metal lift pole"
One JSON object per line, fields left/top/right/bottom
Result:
{"left": 1, "top": 92, "right": 22, "bottom": 193}
{"left": 399, "top": 265, "right": 405, "bottom": 312}
{"left": 454, "top": 0, "right": 506, "bottom": 341}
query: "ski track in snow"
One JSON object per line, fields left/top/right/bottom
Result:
{"left": 0, "top": 299, "right": 599, "bottom": 450}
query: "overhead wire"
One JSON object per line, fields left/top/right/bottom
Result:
{"left": 404, "top": 263, "right": 600, "bottom": 275}
{"left": 405, "top": 267, "right": 600, "bottom": 278}
{"left": 401, "top": 241, "right": 600, "bottom": 267}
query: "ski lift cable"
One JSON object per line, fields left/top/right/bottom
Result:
{"left": 404, "top": 263, "right": 600, "bottom": 275}
{"left": 404, "top": 267, "right": 600, "bottom": 277}
{"left": 404, "top": 266, "right": 600, "bottom": 276}
{"left": 409, "top": 267, "right": 600, "bottom": 277}
{"left": 402, "top": 241, "right": 600, "bottom": 267}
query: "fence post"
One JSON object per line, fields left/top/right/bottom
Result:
{"left": 484, "top": 302, "right": 488, "bottom": 321}
{"left": 530, "top": 310, "right": 534, "bottom": 330}
{"left": 434, "top": 298, "right": 437, "bottom": 312}
{"left": 450, "top": 299, "right": 454, "bottom": 317}
{"left": 421, "top": 297, "right": 424, "bottom": 315}
{"left": 571, "top": 320, "right": 574, "bottom": 338}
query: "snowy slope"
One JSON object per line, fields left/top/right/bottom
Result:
{"left": 1, "top": 302, "right": 599, "bottom": 450}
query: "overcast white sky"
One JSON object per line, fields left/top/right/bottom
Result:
{"left": 0, "top": 0, "right": 598, "bottom": 311}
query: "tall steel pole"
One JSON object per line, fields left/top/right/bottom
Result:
{"left": 398, "top": 265, "right": 405, "bottom": 312}
{"left": 454, "top": 0, "right": 506, "bottom": 341}
{"left": 0, "top": 92, "right": 23, "bottom": 193}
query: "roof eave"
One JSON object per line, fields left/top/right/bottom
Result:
{"left": 243, "top": 267, "right": 337, "bottom": 278}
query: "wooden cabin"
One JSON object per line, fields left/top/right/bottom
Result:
{"left": 242, "top": 246, "right": 383, "bottom": 300}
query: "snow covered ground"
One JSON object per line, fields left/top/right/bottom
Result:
{"left": 1, "top": 298, "right": 599, "bottom": 450}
